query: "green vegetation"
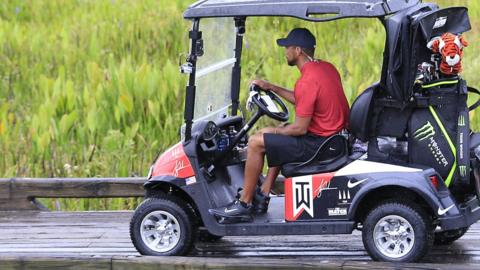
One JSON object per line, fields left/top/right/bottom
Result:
{"left": 0, "top": 0, "right": 478, "bottom": 210}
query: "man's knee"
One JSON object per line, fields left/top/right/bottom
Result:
{"left": 248, "top": 133, "right": 265, "bottom": 152}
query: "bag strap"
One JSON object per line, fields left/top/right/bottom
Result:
{"left": 457, "top": 82, "right": 470, "bottom": 184}
{"left": 468, "top": 87, "right": 480, "bottom": 111}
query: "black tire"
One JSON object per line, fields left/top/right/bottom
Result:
{"left": 197, "top": 229, "right": 223, "bottom": 242}
{"left": 130, "top": 196, "right": 196, "bottom": 256}
{"left": 362, "top": 201, "right": 434, "bottom": 263}
{"left": 434, "top": 227, "right": 469, "bottom": 245}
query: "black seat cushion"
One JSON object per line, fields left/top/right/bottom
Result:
{"left": 281, "top": 135, "right": 349, "bottom": 178}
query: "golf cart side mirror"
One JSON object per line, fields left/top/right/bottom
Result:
{"left": 179, "top": 53, "right": 193, "bottom": 74}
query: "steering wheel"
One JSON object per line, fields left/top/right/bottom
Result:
{"left": 249, "top": 84, "right": 289, "bottom": 122}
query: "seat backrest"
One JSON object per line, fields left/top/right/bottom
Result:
{"left": 312, "top": 135, "right": 348, "bottom": 163}
{"left": 349, "top": 84, "right": 376, "bottom": 142}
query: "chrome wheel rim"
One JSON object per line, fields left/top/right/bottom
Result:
{"left": 140, "top": 210, "right": 181, "bottom": 253}
{"left": 373, "top": 215, "right": 415, "bottom": 259}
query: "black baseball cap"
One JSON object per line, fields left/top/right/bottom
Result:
{"left": 276, "top": 28, "right": 316, "bottom": 49}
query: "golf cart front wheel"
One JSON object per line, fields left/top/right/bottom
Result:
{"left": 129, "top": 196, "right": 195, "bottom": 256}
{"left": 362, "top": 201, "right": 433, "bottom": 262}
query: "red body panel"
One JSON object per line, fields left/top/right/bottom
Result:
{"left": 285, "top": 173, "right": 335, "bottom": 221}
{"left": 152, "top": 143, "right": 195, "bottom": 178}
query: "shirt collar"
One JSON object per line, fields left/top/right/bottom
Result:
{"left": 300, "top": 60, "right": 320, "bottom": 74}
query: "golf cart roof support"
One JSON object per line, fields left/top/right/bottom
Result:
{"left": 184, "top": 0, "right": 422, "bottom": 21}
{"left": 231, "top": 17, "right": 245, "bottom": 116}
{"left": 184, "top": 19, "right": 201, "bottom": 142}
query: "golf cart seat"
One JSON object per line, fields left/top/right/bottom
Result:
{"left": 281, "top": 134, "right": 349, "bottom": 178}
{"left": 471, "top": 133, "right": 480, "bottom": 150}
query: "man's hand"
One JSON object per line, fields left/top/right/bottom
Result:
{"left": 252, "top": 79, "right": 295, "bottom": 104}
{"left": 258, "top": 127, "right": 276, "bottom": 135}
{"left": 252, "top": 79, "right": 275, "bottom": 92}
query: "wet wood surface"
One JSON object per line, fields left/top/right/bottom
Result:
{"left": 0, "top": 211, "right": 479, "bottom": 269}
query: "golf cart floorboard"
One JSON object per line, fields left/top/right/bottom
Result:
{"left": 223, "top": 196, "right": 355, "bottom": 235}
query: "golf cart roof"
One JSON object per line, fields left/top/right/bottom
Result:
{"left": 184, "top": 0, "right": 422, "bottom": 21}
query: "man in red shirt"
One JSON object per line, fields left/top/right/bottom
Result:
{"left": 210, "top": 28, "right": 350, "bottom": 221}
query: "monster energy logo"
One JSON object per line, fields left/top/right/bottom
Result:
{"left": 414, "top": 121, "right": 436, "bottom": 141}
{"left": 459, "top": 165, "right": 467, "bottom": 177}
{"left": 458, "top": 115, "right": 466, "bottom": 127}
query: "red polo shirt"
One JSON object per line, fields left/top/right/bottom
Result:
{"left": 294, "top": 61, "right": 350, "bottom": 136}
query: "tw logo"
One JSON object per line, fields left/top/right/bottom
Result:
{"left": 292, "top": 176, "right": 314, "bottom": 218}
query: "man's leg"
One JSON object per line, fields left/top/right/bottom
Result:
{"left": 260, "top": 166, "right": 281, "bottom": 195}
{"left": 239, "top": 133, "right": 266, "bottom": 204}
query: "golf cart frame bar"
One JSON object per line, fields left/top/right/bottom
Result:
{"left": 184, "top": 0, "right": 422, "bottom": 21}
{"left": 184, "top": 19, "right": 200, "bottom": 141}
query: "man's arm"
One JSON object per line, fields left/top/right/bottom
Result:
{"left": 277, "top": 116, "right": 311, "bottom": 136}
{"left": 260, "top": 116, "right": 311, "bottom": 137}
{"left": 252, "top": 79, "right": 295, "bottom": 104}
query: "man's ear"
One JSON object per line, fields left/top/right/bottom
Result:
{"left": 295, "top": 46, "right": 302, "bottom": 56}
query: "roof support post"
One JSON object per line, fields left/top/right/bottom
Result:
{"left": 231, "top": 17, "right": 245, "bottom": 116}
{"left": 184, "top": 19, "right": 201, "bottom": 142}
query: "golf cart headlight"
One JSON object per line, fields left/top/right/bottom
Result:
{"left": 147, "top": 165, "right": 154, "bottom": 179}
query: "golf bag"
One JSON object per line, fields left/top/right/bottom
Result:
{"left": 408, "top": 79, "right": 469, "bottom": 187}
{"left": 362, "top": 5, "right": 480, "bottom": 191}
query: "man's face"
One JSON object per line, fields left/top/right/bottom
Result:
{"left": 285, "top": 46, "right": 298, "bottom": 66}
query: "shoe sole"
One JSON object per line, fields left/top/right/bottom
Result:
{"left": 208, "top": 209, "right": 253, "bottom": 221}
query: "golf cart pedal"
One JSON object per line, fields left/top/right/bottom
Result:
{"left": 201, "top": 165, "right": 216, "bottom": 181}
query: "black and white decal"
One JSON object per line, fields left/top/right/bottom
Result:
{"left": 292, "top": 176, "right": 314, "bottom": 218}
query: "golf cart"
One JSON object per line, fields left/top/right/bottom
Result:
{"left": 130, "top": 0, "right": 480, "bottom": 262}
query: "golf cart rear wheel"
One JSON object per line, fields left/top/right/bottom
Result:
{"left": 434, "top": 227, "right": 469, "bottom": 245}
{"left": 362, "top": 201, "right": 433, "bottom": 263}
{"left": 130, "top": 196, "right": 195, "bottom": 256}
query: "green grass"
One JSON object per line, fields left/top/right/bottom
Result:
{"left": 0, "top": 0, "right": 479, "bottom": 210}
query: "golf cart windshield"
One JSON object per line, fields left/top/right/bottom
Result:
{"left": 194, "top": 18, "right": 236, "bottom": 121}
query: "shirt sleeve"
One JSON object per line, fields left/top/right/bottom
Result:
{"left": 295, "top": 80, "right": 318, "bottom": 117}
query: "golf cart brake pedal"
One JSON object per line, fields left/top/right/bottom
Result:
{"left": 201, "top": 165, "right": 216, "bottom": 181}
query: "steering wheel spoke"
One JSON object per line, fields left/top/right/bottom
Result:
{"left": 250, "top": 84, "right": 289, "bottom": 122}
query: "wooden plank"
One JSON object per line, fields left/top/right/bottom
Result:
{"left": 0, "top": 256, "right": 111, "bottom": 270}
{"left": 0, "top": 199, "right": 38, "bottom": 210}
{"left": 8, "top": 178, "right": 146, "bottom": 198}
{"left": 112, "top": 256, "right": 344, "bottom": 270}
{"left": 0, "top": 178, "right": 145, "bottom": 210}
{"left": 0, "top": 179, "right": 10, "bottom": 199}
{"left": 0, "top": 255, "right": 478, "bottom": 270}
{"left": 342, "top": 261, "right": 480, "bottom": 270}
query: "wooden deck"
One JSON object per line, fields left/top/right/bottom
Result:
{"left": 1, "top": 211, "right": 480, "bottom": 269}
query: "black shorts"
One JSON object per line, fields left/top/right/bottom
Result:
{"left": 264, "top": 133, "right": 328, "bottom": 167}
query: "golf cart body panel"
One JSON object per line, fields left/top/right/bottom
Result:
{"left": 184, "top": 0, "right": 422, "bottom": 21}
{"left": 149, "top": 143, "right": 195, "bottom": 180}
{"left": 283, "top": 160, "right": 467, "bottom": 228}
